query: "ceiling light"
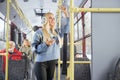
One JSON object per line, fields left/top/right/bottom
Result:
{"left": 23, "top": 0, "right": 29, "bottom": 2}
{"left": 52, "top": 0, "right": 57, "bottom": 3}
{"left": 34, "top": 8, "right": 45, "bottom": 17}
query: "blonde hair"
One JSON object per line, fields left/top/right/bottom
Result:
{"left": 42, "top": 12, "right": 57, "bottom": 41}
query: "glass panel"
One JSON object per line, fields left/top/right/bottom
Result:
{"left": 86, "top": 37, "right": 91, "bottom": 60}
{"left": 74, "top": 17, "right": 77, "bottom": 23}
{"left": 14, "top": 29, "right": 18, "bottom": 44}
{"left": 75, "top": 41, "right": 82, "bottom": 53}
{"left": 0, "top": 18, "right": 5, "bottom": 40}
{"left": 78, "top": 20, "right": 82, "bottom": 39}
{"left": 77, "top": 13, "right": 81, "bottom": 19}
{"left": 0, "top": 41, "right": 6, "bottom": 49}
{"left": 74, "top": 24, "right": 78, "bottom": 41}
{"left": 85, "top": 12, "right": 91, "bottom": 35}
{"left": 84, "top": 0, "right": 91, "bottom": 8}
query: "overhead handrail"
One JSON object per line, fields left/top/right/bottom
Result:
{"left": 10, "top": 0, "right": 33, "bottom": 31}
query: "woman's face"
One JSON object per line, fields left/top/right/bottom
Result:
{"left": 23, "top": 40, "right": 29, "bottom": 46}
{"left": 47, "top": 14, "right": 55, "bottom": 28}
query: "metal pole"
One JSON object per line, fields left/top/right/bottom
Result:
{"left": 73, "top": 8, "right": 120, "bottom": 12}
{"left": 53, "top": 67, "right": 56, "bottom": 80}
{"left": 69, "top": 0, "right": 74, "bottom": 80}
{"left": 5, "top": 0, "right": 11, "bottom": 80}
{"left": 57, "top": 0, "right": 62, "bottom": 80}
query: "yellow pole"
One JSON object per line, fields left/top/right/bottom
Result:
{"left": 57, "top": 0, "right": 62, "bottom": 80}
{"left": 73, "top": 8, "right": 120, "bottom": 12}
{"left": 5, "top": 0, "right": 11, "bottom": 80}
{"left": 58, "top": 61, "right": 91, "bottom": 64}
{"left": 54, "top": 67, "right": 56, "bottom": 80}
{"left": 69, "top": 0, "right": 74, "bottom": 80}
{"left": 58, "top": 0, "right": 62, "bottom": 29}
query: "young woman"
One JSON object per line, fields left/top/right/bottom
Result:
{"left": 19, "top": 39, "right": 33, "bottom": 79}
{"left": 32, "top": 6, "right": 69, "bottom": 80}
{"left": 19, "top": 39, "right": 32, "bottom": 60}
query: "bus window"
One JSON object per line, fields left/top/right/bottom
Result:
{"left": 0, "top": 17, "right": 5, "bottom": 40}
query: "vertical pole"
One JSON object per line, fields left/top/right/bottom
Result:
{"left": 62, "top": 33, "right": 68, "bottom": 75}
{"left": 69, "top": 0, "right": 74, "bottom": 80}
{"left": 57, "top": 0, "right": 62, "bottom": 80}
{"left": 5, "top": 0, "right": 11, "bottom": 80}
{"left": 54, "top": 67, "right": 56, "bottom": 80}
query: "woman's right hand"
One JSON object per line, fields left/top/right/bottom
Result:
{"left": 58, "top": 5, "right": 69, "bottom": 17}
{"left": 45, "top": 38, "right": 55, "bottom": 46}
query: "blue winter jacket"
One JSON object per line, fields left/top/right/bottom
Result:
{"left": 32, "top": 29, "right": 60, "bottom": 62}
{"left": 32, "top": 17, "right": 69, "bottom": 62}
